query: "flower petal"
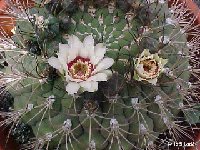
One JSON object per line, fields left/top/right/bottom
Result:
{"left": 91, "top": 81, "right": 98, "bottom": 92}
{"left": 59, "top": 43, "right": 69, "bottom": 56}
{"left": 67, "top": 74, "right": 83, "bottom": 82}
{"left": 58, "top": 43, "right": 70, "bottom": 68}
{"left": 161, "top": 58, "right": 168, "bottom": 66}
{"left": 87, "top": 72, "right": 107, "bottom": 81}
{"left": 66, "top": 74, "right": 70, "bottom": 82}
{"left": 95, "top": 43, "right": 106, "bottom": 58}
{"left": 140, "top": 49, "right": 151, "bottom": 58}
{"left": 58, "top": 53, "right": 67, "bottom": 70}
{"left": 147, "top": 78, "right": 158, "bottom": 85}
{"left": 66, "top": 82, "right": 80, "bottom": 95}
{"left": 83, "top": 35, "right": 94, "bottom": 56}
{"left": 91, "top": 43, "right": 106, "bottom": 65}
{"left": 79, "top": 47, "right": 89, "bottom": 58}
{"left": 68, "top": 35, "right": 83, "bottom": 49}
{"left": 94, "top": 58, "right": 114, "bottom": 73}
{"left": 80, "top": 81, "right": 98, "bottom": 92}
{"left": 80, "top": 81, "right": 91, "bottom": 91}
{"left": 67, "top": 35, "right": 83, "bottom": 62}
{"left": 48, "top": 57, "right": 62, "bottom": 70}
{"left": 101, "top": 70, "right": 112, "bottom": 77}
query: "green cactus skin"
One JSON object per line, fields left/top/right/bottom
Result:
{"left": 0, "top": 0, "right": 200, "bottom": 150}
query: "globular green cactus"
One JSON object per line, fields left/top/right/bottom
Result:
{"left": 0, "top": 0, "right": 200, "bottom": 149}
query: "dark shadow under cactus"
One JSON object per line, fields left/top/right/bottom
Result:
{"left": 0, "top": 88, "right": 35, "bottom": 146}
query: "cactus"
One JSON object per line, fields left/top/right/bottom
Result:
{"left": 0, "top": 0, "right": 200, "bottom": 149}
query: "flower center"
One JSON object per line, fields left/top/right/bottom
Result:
{"left": 140, "top": 59, "right": 159, "bottom": 76}
{"left": 67, "top": 56, "right": 95, "bottom": 81}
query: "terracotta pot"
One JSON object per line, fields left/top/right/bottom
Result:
{"left": 184, "top": 0, "right": 200, "bottom": 23}
{"left": 0, "top": 0, "right": 7, "bottom": 14}
{"left": 0, "top": 0, "right": 34, "bottom": 37}
{"left": 0, "top": 0, "right": 14, "bottom": 37}
{"left": 0, "top": 0, "right": 34, "bottom": 13}
{"left": 0, "top": 16, "right": 15, "bottom": 37}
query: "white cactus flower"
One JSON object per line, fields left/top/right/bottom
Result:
{"left": 134, "top": 49, "right": 168, "bottom": 85}
{"left": 48, "top": 35, "right": 114, "bottom": 95}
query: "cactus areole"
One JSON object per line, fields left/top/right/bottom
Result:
{"left": 0, "top": 0, "right": 200, "bottom": 150}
